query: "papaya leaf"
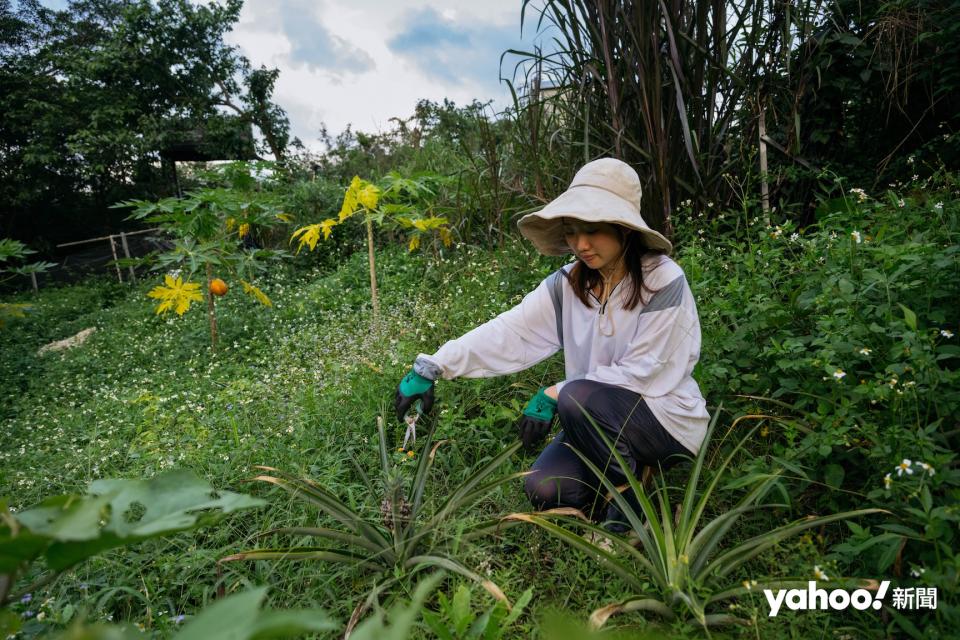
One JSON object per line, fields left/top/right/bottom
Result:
{"left": 11, "top": 470, "right": 264, "bottom": 571}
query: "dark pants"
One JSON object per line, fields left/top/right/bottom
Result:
{"left": 524, "top": 379, "right": 692, "bottom": 521}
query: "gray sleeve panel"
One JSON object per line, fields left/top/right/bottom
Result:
{"left": 549, "top": 269, "right": 565, "bottom": 348}
{"left": 413, "top": 356, "right": 443, "bottom": 381}
{"left": 639, "top": 275, "right": 686, "bottom": 314}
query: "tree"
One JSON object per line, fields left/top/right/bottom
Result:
{"left": 0, "top": 0, "right": 294, "bottom": 247}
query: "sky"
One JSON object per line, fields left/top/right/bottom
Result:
{"left": 37, "top": 0, "right": 548, "bottom": 152}
{"left": 227, "top": 0, "right": 544, "bottom": 150}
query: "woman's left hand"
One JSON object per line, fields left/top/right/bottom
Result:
{"left": 516, "top": 387, "right": 558, "bottom": 450}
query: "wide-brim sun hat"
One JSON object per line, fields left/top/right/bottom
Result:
{"left": 518, "top": 158, "right": 672, "bottom": 255}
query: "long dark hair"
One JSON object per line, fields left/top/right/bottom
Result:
{"left": 566, "top": 227, "right": 666, "bottom": 311}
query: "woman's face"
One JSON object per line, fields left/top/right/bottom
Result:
{"left": 562, "top": 219, "right": 626, "bottom": 271}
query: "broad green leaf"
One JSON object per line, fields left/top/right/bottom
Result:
{"left": 13, "top": 470, "right": 264, "bottom": 570}
{"left": 175, "top": 587, "right": 336, "bottom": 640}
{"left": 898, "top": 303, "right": 917, "bottom": 330}
{"left": 824, "top": 464, "right": 845, "bottom": 489}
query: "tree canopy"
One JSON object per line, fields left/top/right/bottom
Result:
{"left": 0, "top": 0, "right": 294, "bottom": 247}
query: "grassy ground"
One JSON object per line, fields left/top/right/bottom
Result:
{"left": 2, "top": 184, "right": 957, "bottom": 638}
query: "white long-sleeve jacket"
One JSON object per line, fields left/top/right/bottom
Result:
{"left": 416, "top": 254, "right": 709, "bottom": 454}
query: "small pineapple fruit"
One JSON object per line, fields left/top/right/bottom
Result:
{"left": 380, "top": 465, "right": 411, "bottom": 531}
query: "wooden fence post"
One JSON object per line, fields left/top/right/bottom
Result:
{"left": 108, "top": 235, "right": 123, "bottom": 283}
{"left": 119, "top": 232, "right": 136, "bottom": 282}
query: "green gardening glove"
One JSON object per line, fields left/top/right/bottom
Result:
{"left": 516, "top": 388, "right": 557, "bottom": 450}
{"left": 395, "top": 369, "right": 435, "bottom": 420}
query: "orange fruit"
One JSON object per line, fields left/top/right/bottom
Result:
{"left": 209, "top": 278, "right": 228, "bottom": 296}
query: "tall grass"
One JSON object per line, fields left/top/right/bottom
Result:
{"left": 506, "top": 0, "right": 829, "bottom": 232}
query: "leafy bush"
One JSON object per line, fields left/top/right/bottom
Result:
{"left": 678, "top": 182, "right": 959, "bottom": 635}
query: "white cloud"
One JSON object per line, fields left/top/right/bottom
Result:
{"left": 227, "top": 0, "right": 542, "bottom": 151}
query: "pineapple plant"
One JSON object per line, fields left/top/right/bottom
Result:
{"left": 225, "top": 413, "right": 529, "bottom": 631}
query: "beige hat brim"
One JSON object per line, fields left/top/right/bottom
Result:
{"left": 518, "top": 185, "right": 672, "bottom": 255}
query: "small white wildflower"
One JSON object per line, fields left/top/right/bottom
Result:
{"left": 851, "top": 230, "right": 862, "bottom": 244}
{"left": 896, "top": 459, "right": 913, "bottom": 476}
{"left": 813, "top": 565, "right": 830, "bottom": 581}
{"left": 907, "top": 155, "right": 915, "bottom": 164}
{"left": 833, "top": 369, "right": 846, "bottom": 381}
{"left": 858, "top": 347, "right": 872, "bottom": 356}
{"left": 849, "top": 188, "right": 868, "bottom": 202}
{"left": 941, "top": 329, "right": 954, "bottom": 338}
{"left": 917, "top": 461, "right": 935, "bottom": 476}
{"left": 884, "top": 473, "right": 892, "bottom": 490}
{"left": 910, "top": 567, "right": 926, "bottom": 578}
{"left": 790, "top": 232, "right": 800, "bottom": 241}
{"left": 898, "top": 199, "right": 905, "bottom": 208}
{"left": 933, "top": 202, "right": 943, "bottom": 211}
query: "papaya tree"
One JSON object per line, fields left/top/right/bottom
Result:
{"left": 291, "top": 172, "right": 451, "bottom": 325}
{"left": 116, "top": 163, "right": 291, "bottom": 349}
{"left": 0, "top": 239, "right": 55, "bottom": 327}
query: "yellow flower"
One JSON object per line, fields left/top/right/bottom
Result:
{"left": 408, "top": 235, "right": 421, "bottom": 251}
{"left": 407, "top": 450, "right": 415, "bottom": 458}
{"left": 225, "top": 217, "right": 236, "bottom": 231}
{"left": 240, "top": 280, "right": 272, "bottom": 307}
{"left": 147, "top": 275, "right": 203, "bottom": 316}
{"left": 238, "top": 223, "right": 251, "bottom": 239}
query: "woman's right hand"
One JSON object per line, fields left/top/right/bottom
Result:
{"left": 395, "top": 369, "right": 436, "bottom": 420}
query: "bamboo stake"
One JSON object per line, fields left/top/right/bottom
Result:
{"left": 108, "top": 235, "right": 123, "bottom": 283}
{"left": 366, "top": 216, "right": 380, "bottom": 325}
{"left": 206, "top": 263, "right": 218, "bottom": 351}
{"left": 119, "top": 232, "right": 136, "bottom": 282}
{"left": 759, "top": 101, "right": 771, "bottom": 225}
